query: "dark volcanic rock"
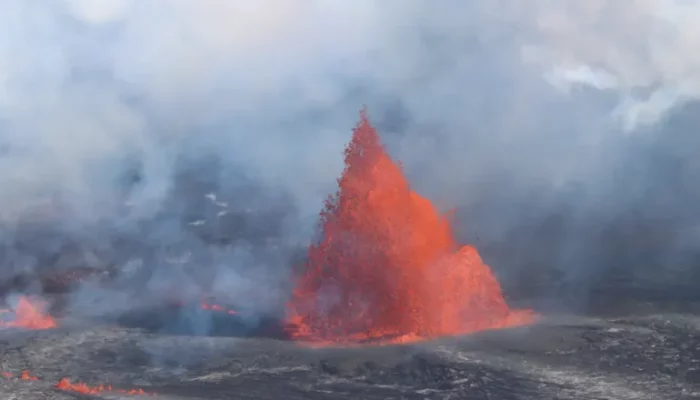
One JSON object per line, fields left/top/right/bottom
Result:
{"left": 1, "top": 314, "right": 700, "bottom": 399}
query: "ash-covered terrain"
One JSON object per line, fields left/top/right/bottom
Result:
{"left": 2, "top": 309, "right": 700, "bottom": 399}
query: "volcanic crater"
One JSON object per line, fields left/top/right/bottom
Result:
{"left": 1, "top": 114, "right": 699, "bottom": 399}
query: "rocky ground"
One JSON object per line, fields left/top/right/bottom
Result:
{"left": 2, "top": 310, "right": 700, "bottom": 400}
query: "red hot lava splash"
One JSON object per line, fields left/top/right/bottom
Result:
{"left": 0, "top": 296, "right": 57, "bottom": 330}
{"left": 56, "top": 378, "right": 151, "bottom": 396}
{"left": 286, "top": 111, "right": 535, "bottom": 345}
{"left": 21, "top": 370, "right": 39, "bottom": 381}
{"left": 2, "top": 371, "right": 152, "bottom": 396}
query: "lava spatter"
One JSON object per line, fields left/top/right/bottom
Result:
{"left": 21, "top": 370, "right": 39, "bottom": 381}
{"left": 55, "top": 378, "right": 151, "bottom": 396}
{"left": 1, "top": 369, "right": 152, "bottom": 396}
{"left": 286, "top": 110, "right": 535, "bottom": 345}
{"left": 0, "top": 296, "right": 57, "bottom": 330}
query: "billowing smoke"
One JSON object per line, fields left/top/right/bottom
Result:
{"left": 0, "top": 0, "right": 699, "bottom": 328}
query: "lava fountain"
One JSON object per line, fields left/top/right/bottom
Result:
{"left": 286, "top": 111, "right": 536, "bottom": 345}
{"left": 0, "top": 296, "right": 57, "bottom": 330}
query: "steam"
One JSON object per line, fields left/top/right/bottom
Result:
{"left": 517, "top": 0, "right": 700, "bottom": 130}
{"left": 0, "top": 0, "right": 698, "bottom": 325}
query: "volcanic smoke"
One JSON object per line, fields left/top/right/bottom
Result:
{"left": 286, "top": 111, "right": 535, "bottom": 345}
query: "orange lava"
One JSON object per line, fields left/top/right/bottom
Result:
{"left": 2, "top": 369, "right": 152, "bottom": 396}
{"left": 286, "top": 111, "right": 536, "bottom": 345}
{"left": 21, "top": 370, "right": 39, "bottom": 381}
{"left": 56, "top": 378, "right": 151, "bottom": 396}
{"left": 0, "top": 296, "right": 57, "bottom": 330}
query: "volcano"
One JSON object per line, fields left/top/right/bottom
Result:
{"left": 0, "top": 113, "right": 697, "bottom": 399}
{"left": 286, "top": 111, "right": 535, "bottom": 344}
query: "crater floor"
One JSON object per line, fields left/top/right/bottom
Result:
{"left": 1, "top": 312, "right": 700, "bottom": 399}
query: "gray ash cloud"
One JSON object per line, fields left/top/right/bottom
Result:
{"left": 0, "top": 1, "right": 699, "bottom": 325}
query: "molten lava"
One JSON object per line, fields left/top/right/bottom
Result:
{"left": 55, "top": 378, "right": 150, "bottom": 396}
{"left": 21, "top": 370, "right": 39, "bottom": 381}
{"left": 286, "top": 111, "right": 535, "bottom": 345}
{"left": 2, "top": 369, "right": 152, "bottom": 396}
{"left": 0, "top": 296, "right": 57, "bottom": 330}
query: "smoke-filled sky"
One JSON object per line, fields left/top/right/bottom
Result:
{"left": 2, "top": 0, "right": 700, "bottom": 314}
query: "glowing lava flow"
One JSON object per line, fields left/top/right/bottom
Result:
{"left": 0, "top": 296, "right": 57, "bottom": 330}
{"left": 21, "top": 370, "right": 39, "bottom": 381}
{"left": 2, "top": 370, "right": 152, "bottom": 396}
{"left": 0, "top": 370, "right": 38, "bottom": 380}
{"left": 56, "top": 378, "right": 151, "bottom": 396}
{"left": 286, "top": 111, "right": 535, "bottom": 345}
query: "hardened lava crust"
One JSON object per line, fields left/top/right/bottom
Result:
{"left": 1, "top": 311, "right": 699, "bottom": 400}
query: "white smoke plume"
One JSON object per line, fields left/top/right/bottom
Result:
{"left": 0, "top": 0, "right": 699, "bottom": 317}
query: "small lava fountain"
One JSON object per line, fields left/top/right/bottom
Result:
{"left": 286, "top": 110, "right": 536, "bottom": 345}
{"left": 0, "top": 296, "right": 57, "bottom": 330}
